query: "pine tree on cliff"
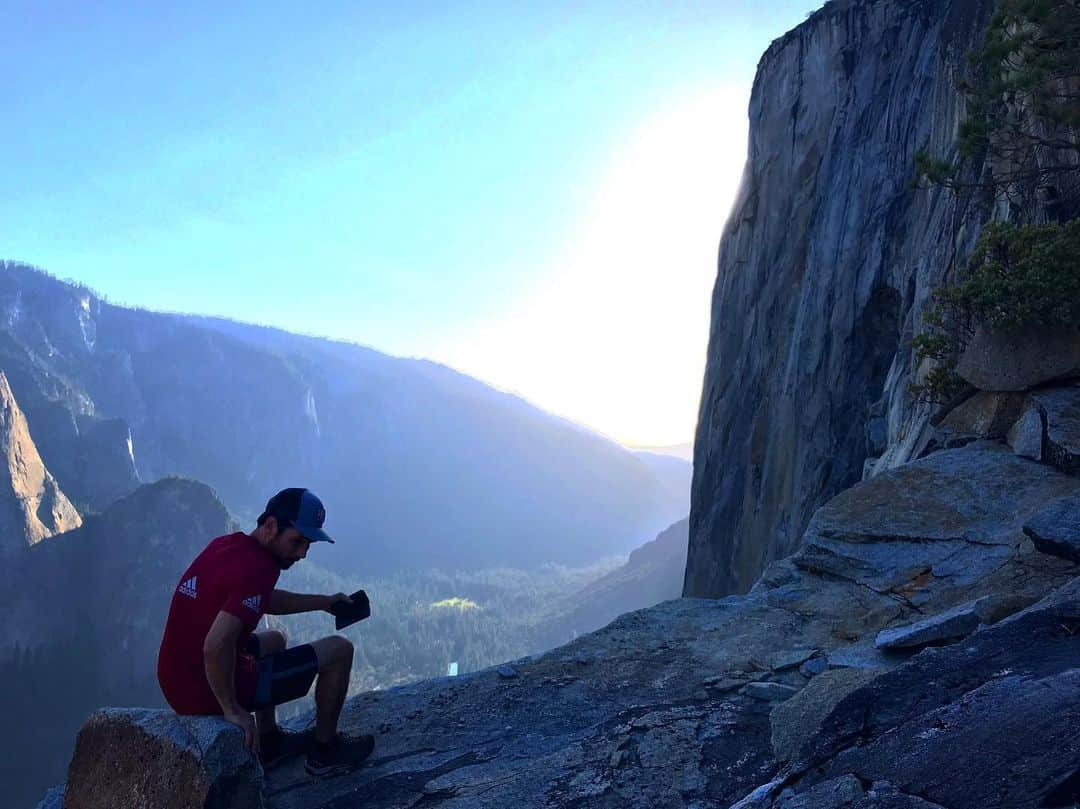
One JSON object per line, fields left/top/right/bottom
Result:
{"left": 915, "top": 0, "right": 1079, "bottom": 208}
{"left": 910, "top": 0, "right": 1080, "bottom": 403}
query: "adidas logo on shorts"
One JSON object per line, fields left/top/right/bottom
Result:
{"left": 178, "top": 577, "right": 197, "bottom": 599}
{"left": 242, "top": 594, "right": 262, "bottom": 613}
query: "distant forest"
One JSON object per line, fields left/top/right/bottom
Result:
{"left": 271, "top": 559, "right": 620, "bottom": 719}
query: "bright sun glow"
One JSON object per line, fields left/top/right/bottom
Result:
{"left": 434, "top": 85, "right": 750, "bottom": 447}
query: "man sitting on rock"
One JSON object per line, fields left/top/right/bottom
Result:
{"left": 157, "top": 487, "right": 374, "bottom": 777}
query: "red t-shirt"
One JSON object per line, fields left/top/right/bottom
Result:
{"left": 157, "top": 532, "right": 281, "bottom": 714}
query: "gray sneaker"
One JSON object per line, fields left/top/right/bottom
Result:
{"left": 259, "top": 727, "right": 313, "bottom": 770}
{"left": 304, "top": 734, "right": 376, "bottom": 778}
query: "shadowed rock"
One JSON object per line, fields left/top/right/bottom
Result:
{"left": 957, "top": 327, "right": 1080, "bottom": 392}
{"left": 874, "top": 598, "right": 986, "bottom": 650}
{"left": 1034, "top": 387, "right": 1080, "bottom": 476}
{"left": 793, "top": 444, "right": 1080, "bottom": 594}
{"left": 936, "top": 391, "right": 1025, "bottom": 441}
{"left": 770, "top": 669, "right": 880, "bottom": 764}
{"left": 1024, "top": 494, "right": 1080, "bottom": 563}
{"left": 773, "top": 578, "right": 1080, "bottom": 808}
{"left": 1007, "top": 400, "right": 1044, "bottom": 460}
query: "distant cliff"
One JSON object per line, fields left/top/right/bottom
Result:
{"left": 0, "top": 371, "right": 80, "bottom": 553}
{"left": 686, "top": 0, "right": 999, "bottom": 597}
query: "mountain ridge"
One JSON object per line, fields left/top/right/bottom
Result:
{"left": 0, "top": 262, "right": 685, "bottom": 572}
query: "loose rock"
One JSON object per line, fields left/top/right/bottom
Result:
{"left": 1033, "top": 388, "right": 1080, "bottom": 476}
{"left": 769, "top": 648, "right": 817, "bottom": 672}
{"left": 799, "top": 657, "right": 827, "bottom": 678}
{"left": 741, "top": 682, "right": 799, "bottom": 703}
{"left": 770, "top": 668, "right": 880, "bottom": 764}
{"left": 64, "top": 708, "right": 262, "bottom": 809}
{"left": 1024, "top": 494, "right": 1080, "bottom": 563}
{"left": 874, "top": 598, "right": 986, "bottom": 650}
{"left": 937, "top": 391, "right": 1025, "bottom": 440}
{"left": 1007, "top": 401, "right": 1043, "bottom": 460}
{"left": 956, "top": 326, "right": 1080, "bottom": 392}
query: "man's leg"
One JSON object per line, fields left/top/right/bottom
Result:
{"left": 307, "top": 635, "right": 354, "bottom": 745}
{"left": 251, "top": 629, "right": 287, "bottom": 737}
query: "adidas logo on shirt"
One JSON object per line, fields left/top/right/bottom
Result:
{"left": 242, "top": 595, "right": 262, "bottom": 613}
{"left": 178, "top": 577, "right": 197, "bottom": 599}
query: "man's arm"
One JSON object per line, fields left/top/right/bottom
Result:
{"left": 203, "top": 611, "right": 257, "bottom": 752}
{"left": 266, "top": 589, "right": 348, "bottom": 616}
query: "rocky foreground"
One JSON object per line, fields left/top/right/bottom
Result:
{"left": 51, "top": 383, "right": 1080, "bottom": 808}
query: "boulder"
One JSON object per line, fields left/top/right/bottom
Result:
{"left": 936, "top": 391, "right": 1025, "bottom": 440}
{"left": 790, "top": 578, "right": 1080, "bottom": 808}
{"left": 874, "top": 598, "right": 987, "bottom": 650}
{"left": 821, "top": 668, "right": 1080, "bottom": 809}
{"left": 1024, "top": 494, "right": 1080, "bottom": 563}
{"left": 768, "top": 648, "right": 817, "bottom": 672}
{"left": 956, "top": 326, "right": 1080, "bottom": 391}
{"left": 826, "top": 644, "right": 894, "bottom": 671}
{"left": 794, "top": 445, "right": 1080, "bottom": 593}
{"left": 770, "top": 668, "right": 880, "bottom": 763}
{"left": 1006, "top": 400, "right": 1043, "bottom": 460}
{"left": 63, "top": 708, "right": 263, "bottom": 809}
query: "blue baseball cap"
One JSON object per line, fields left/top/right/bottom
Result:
{"left": 263, "top": 488, "right": 334, "bottom": 544}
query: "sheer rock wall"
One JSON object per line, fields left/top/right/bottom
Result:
{"left": 686, "top": 0, "right": 998, "bottom": 597}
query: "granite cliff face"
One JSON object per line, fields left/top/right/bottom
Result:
{"left": 0, "top": 370, "right": 80, "bottom": 553}
{"left": 686, "top": 0, "right": 999, "bottom": 597}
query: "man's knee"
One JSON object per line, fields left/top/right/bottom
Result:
{"left": 312, "top": 635, "right": 354, "bottom": 669}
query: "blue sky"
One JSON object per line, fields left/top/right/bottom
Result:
{"left": 3, "top": 1, "right": 818, "bottom": 445}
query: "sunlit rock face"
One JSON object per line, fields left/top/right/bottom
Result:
{"left": 0, "top": 370, "right": 81, "bottom": 552}
{"left": 686, "top": 0, "right": 998, "bottom": 598}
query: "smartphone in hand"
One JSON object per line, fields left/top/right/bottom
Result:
{"left": 330, "top": 589, "right": 371, "bottom": 630}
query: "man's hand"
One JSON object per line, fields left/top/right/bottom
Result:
{"left": 324, "top": 592, "right": 351, "bottom": 613}
{"left": 224, "top": 709, "right": 258, "bottom": 754}
{"left": 268, "top": 589, "right": 351, "bottom": 615}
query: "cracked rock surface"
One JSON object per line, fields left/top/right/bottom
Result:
{"left": 249, "top": 438, "right": 1080, "bottom": 808}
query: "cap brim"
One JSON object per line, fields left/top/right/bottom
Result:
{"left": 294, "top": 523, "right": 334, "bottom": 544}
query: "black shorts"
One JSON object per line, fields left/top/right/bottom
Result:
{"left": 242, "top": 636, "right": 319, "bottom": 710}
